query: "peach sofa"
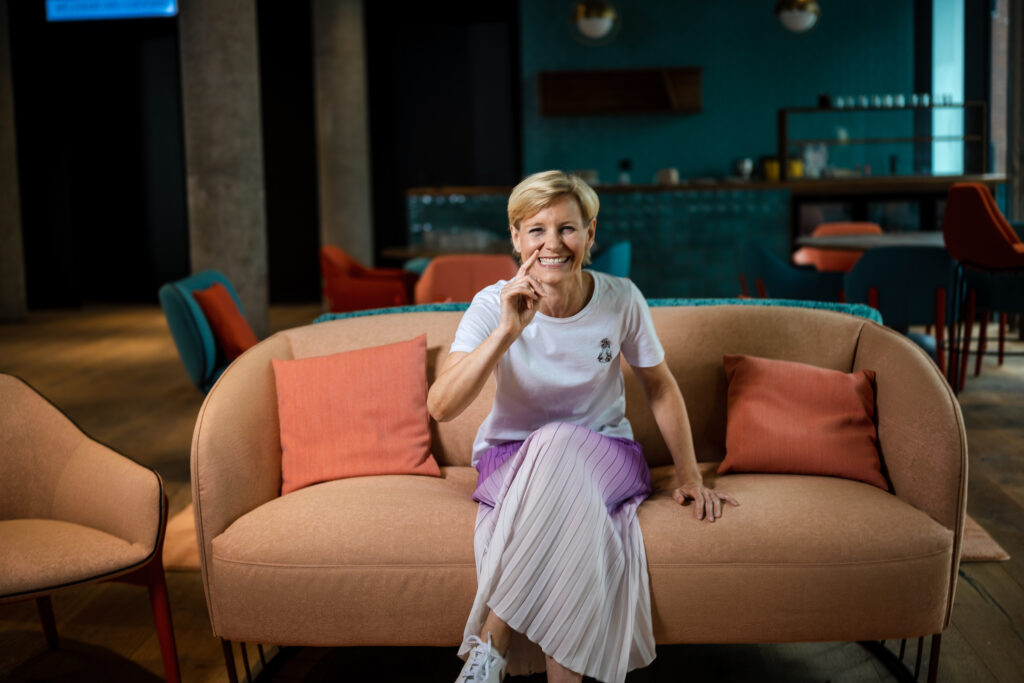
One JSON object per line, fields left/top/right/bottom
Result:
{"left": 191, "top": 303, "right": 966, "bottom": 679}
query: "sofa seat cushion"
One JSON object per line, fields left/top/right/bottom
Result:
{"left": 640, "top": 466, "right": 956, "bottom": 643}
{"left": 214, "top": 467, "right": 477, "bottom": 567}
{"left": 207, "top": 463, "right": 956, "bottom": 647}
{"left": 0, "top": 519, "right": 151, "bottom": 598}
{"left": 208, "top": 466, "right": 479, "bottom": 645}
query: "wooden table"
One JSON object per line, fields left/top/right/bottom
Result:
{"left": 795, "top": 232, "right": 946, "bottom": 251}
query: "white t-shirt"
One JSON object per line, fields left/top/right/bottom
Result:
{"left": 450, "top": 270, "right": 665, "bottom": 466}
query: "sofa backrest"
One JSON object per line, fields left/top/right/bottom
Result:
{"left": 269, "top": 304, "right": 870, "bottom": 468}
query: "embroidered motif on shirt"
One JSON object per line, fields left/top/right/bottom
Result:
{"left": 597, "top": 338, "right": 612, "bottom": 363}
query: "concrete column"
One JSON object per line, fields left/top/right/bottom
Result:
{"left": 313, "top": 0, "right": 374, "bottom": 267}
{"left": 0, "top": 0, "right": 26, "bottom": 322}
{"left": 178, "top": 0, "right": 268, "bottom": 336}
{"left": 1010, "top": 0, "right": 1023, "bottom": 220}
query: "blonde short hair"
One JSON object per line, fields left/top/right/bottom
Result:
{"left": 507, "top": 170, "right": 600, "bottom": 230}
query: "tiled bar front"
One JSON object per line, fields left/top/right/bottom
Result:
{"left": 407, "top": 188, "right": 790, "bottom": 299}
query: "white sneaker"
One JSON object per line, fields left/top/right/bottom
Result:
{"left": 456, "top": 634, "right": 507, "bottom": 682}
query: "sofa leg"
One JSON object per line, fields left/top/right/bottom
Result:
{"left": 222, "top": 639, "right": 239, "bottom": 683}
{"left": 240, "top": 641, "right": 253, "bottom": 682}
{"left": 927, "top": 634, "right": 942, "bottom": 683}
{"left": 257, "top": 643, "right": 266, "bottom": 668}
{"left": 35, "top": 596, "right": 59, "bottom": 650}
{"left": 860, "top": 635, "right": 942, "bottom": 682}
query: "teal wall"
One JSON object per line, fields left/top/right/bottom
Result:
{"left": 520, "top": 0, "right": 916, "bottom": 183}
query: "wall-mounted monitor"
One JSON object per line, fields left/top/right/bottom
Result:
{"left": 46, "top": 0, "right": 178, "bottom": 22}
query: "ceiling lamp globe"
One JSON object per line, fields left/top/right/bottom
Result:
{"left": 775, "top": 0, "right": 820, "bottom": 33}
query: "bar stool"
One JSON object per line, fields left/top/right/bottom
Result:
{"left": 941, "top": 183, "right": 1024, "bottom": 392}
{"left": 792, "top": 221, "right": 883, "bottom": 273}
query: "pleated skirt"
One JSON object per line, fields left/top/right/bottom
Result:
{"left": 459, "top": 422, "right": 656, "bottom": 682}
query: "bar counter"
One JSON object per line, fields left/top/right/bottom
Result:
{"left": 403, "top": 174, "right": 1007, "bottom": 299}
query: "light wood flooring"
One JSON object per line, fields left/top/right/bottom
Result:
{"left": 1, "top": 305, "right": 1022, "bottom": 682}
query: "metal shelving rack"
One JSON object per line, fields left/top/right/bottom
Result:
{"left": 776, "top": 101, "right": 988, "bottom": 180}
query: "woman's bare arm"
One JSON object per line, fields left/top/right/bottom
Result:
{"left": 632, "top": 361, "right": 739, "bottom": 522}
{"left": 428, "top": 251, "right": 546, "bottom": 422}
{"left": 428, "top": 334, "right": 511, "bottom": 422}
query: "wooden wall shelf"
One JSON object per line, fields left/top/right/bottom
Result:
{"left": 538, "top": 67, "right": 702, "bottom": 116}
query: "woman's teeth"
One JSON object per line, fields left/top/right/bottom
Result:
{"left": 540, "top": 257, "right": 568, "bottom": 265}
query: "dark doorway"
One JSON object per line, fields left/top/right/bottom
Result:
{"left": 9, "top": 1, "right": 188, "bottom": 307}
{"left": 257, "top": 0, "right": 320, "bottom": 303}
{"left": 364, "top": 0, "right": 521, "bottom": 264}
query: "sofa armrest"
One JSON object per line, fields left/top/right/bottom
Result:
{"left": 852, "top": 323, "right": 968, "bottom": 534}
{"left": 191, "top": 333, "right": 295, "bottom": 625}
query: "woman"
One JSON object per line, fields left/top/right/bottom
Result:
{"left": 427, "top": 171, "right": 737, "bottom": 683}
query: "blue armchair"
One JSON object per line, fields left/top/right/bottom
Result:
{"left": 844, "top": 246, "right": 957, "bottom": 373}
{"left": 738, "top": 241, "right": 843, "bottom": 302}
{"left": 158, "top": 270, "right": 247, "bottom": 393}
{"left": 588, "top": 241, "right": 631, "bottom": 278}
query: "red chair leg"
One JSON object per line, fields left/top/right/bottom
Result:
{"left": 111, "top": 494, "right": 180, "bottom": 683}
{"left": 959, "top": 288, "right": 976, "bottom": 392}
{"left": 738, "top": 274, "right": 749, "bottom": 297}
{"left": 947, "top": 303, "right": 959, "bottom": 385}
{"left": 36, "top": 595, "right": 59, "bottom": 650}
{"left": 145, "top": 557, "right": 181, "bottom": 683}
{"left": 935, "top": 288, "right": 946, "bottom": 376}
{"left": 999, "top": 312, "right": 1007, "bottom": 365}
{"left": 975, "top": 310, "right": 988, "bottom": 376}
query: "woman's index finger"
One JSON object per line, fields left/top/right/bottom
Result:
{"left": 519, "top": 249, "right": 539, "bottom": 275}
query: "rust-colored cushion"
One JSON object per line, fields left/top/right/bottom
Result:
{"left": 717, "top": 354, "right": 887, "bottom": 490}
{"left": 272, "top": 335, "right": 440, "bottom": 495}
{"left": 192, "top": 282, "right": 259, "bottom": 361}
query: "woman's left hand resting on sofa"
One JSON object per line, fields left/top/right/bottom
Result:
{"left": 632, "top": 361, "right": 739, "bottom": 522}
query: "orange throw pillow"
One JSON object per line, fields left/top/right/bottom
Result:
{"left": 717, "top": 354, "right": 887, "bottom": 490}
{"left": 192, "top": 282, "right": 259, "bottom": 361}
{"left": 272, "top": 335, "right": 440, "bottom": 495}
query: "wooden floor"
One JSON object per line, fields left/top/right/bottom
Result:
{"left": 1, "top": 305, "right": 1022, "bottom": 682}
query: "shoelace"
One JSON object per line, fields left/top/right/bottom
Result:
{"left": 459, "top": 634, "right": 495, "bottom": 681}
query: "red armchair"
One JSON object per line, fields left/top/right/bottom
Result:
{"left": 320, "top": 245, "right": 418, "bottom": 313}
{"left": 413, "top": 254, "right": 518, "bottom": 304}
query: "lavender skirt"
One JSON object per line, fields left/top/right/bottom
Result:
{"left": 459, "top": 422, "right": 655, "bottom": 682}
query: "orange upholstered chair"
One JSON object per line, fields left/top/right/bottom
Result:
{"left": 792, "top": 222, "right": 884, "bottom": 272}
{"left": 413, "top": 254, "right": 518, "bottom": 304}
{"left": 942, "top": 183, "right": 1024, "bottom": 391}
{"left": 0, "top": 374, "right": 180, "bottom": 682}
{"left": 320, "top": 245, "right": 418, "bottom": 313}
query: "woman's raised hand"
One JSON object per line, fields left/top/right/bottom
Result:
{"left": 499, "top": 250, "right": 547, "bottom": 338}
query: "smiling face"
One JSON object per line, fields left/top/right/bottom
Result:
{"left": 511, "top": 195, "right": 596, "bottom": 286}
